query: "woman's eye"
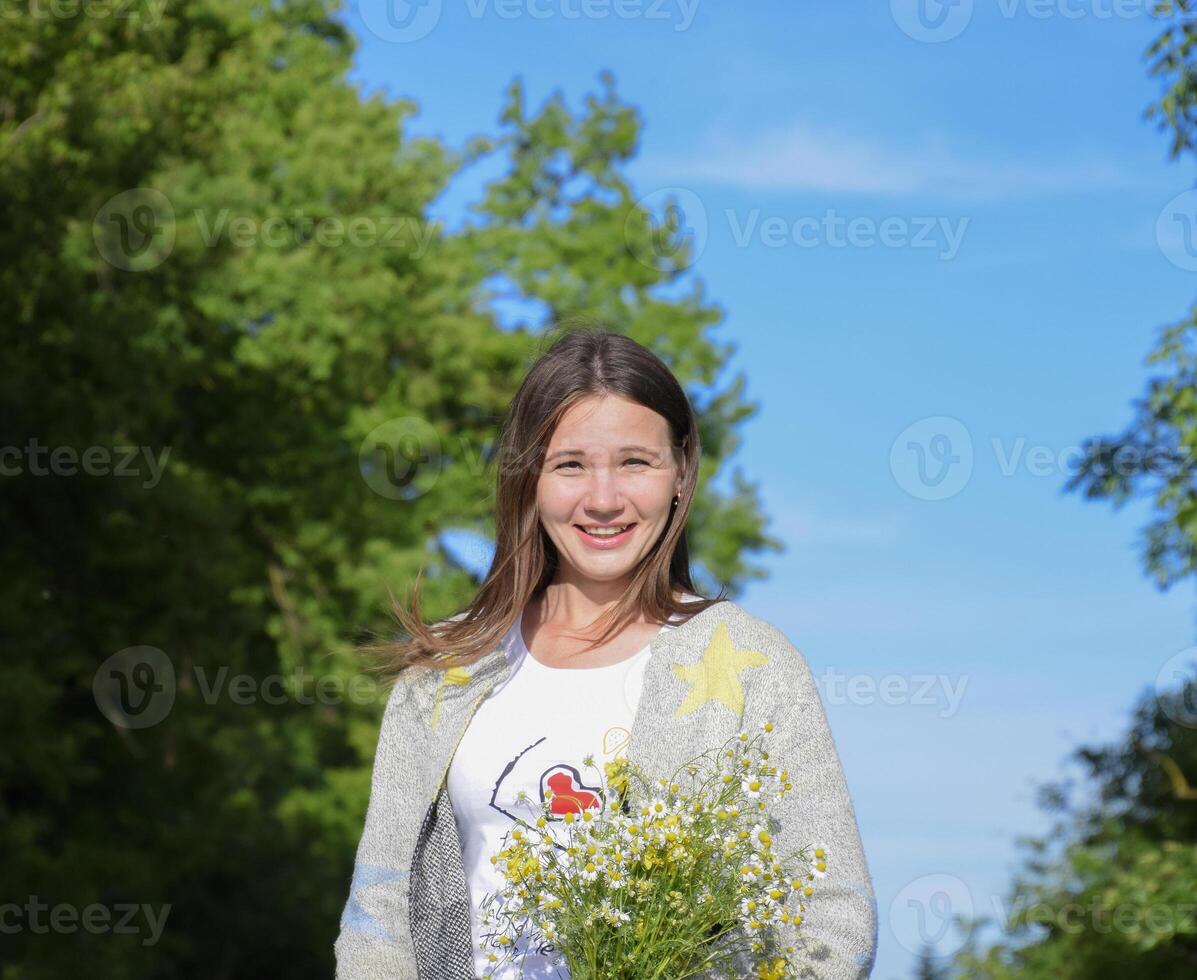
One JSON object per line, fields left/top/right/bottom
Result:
{"left": 554, "top": 458, "right": 652, "bottom": 470}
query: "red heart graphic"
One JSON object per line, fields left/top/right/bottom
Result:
{"left": 543, "top": 767, "right": 602, "bottom": 815}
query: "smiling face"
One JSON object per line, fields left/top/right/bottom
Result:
{"left": 537, "top": 394, "right": 684, "bottom": 592}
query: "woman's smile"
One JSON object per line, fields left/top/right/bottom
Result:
{"left": 573, "top": 522, "right": 638, "bottom": 548}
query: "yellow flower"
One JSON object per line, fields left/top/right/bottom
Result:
{"left": 756, "top": 956, "right": 786, "bottom": 980}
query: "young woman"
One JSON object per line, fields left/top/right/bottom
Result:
{"left": 335, "top": 328, "right": 877, "bottom": 980}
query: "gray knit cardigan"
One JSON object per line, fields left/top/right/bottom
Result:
{"left": 334, "top": 598, "right": 877, "bottom": 979}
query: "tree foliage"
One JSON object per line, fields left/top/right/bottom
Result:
{"left": 1065, "top": 0, "right": 1197, "bottom": 590}
{"left": 0, "top": 1, "right": 778, "bottom": 975}
{"left": 949, "top": 677, "right": 1197, "bottom": 978}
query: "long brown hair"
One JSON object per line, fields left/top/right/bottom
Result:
{"left": 363, "top": 319, "right": 727, "bottom": 681}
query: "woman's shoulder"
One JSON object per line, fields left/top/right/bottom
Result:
{"left": 682, "top": 598, "right": 808, "bottom": 667}
{"left": 385, "top": 611, "right": 473, "bottom": 696}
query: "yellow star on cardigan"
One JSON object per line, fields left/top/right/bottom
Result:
{"left": 430, "top": 666, "right": 471, "bottom": 731}
{"left": 671, "top": 622, "right": 769, "bottom": 721}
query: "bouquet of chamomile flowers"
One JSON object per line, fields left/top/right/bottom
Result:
{"left": 477, "top": 721, "right": 827, "bottom": 980}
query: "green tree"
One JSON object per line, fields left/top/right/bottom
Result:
{"left": 1064, "top": 0, "right": 1197, "bottom": 591}
{"left": 914, "top": 941, "right": 950, "bottom": 979}
{"left": 949, "top": 676, "right": 1197, "bottom": 978}
{"left": 0, "top": 1, "right": 776, "bottom": 976}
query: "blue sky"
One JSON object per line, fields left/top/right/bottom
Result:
{"left": 341, "top": 2, "right": 1196, "bottom": 975}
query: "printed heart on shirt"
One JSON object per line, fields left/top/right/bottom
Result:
{"left": 540, "top": 765, "right": 603, "bottom": 815}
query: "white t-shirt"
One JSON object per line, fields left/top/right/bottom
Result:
{"left": 447, "top": 598, "right": 699, "bottom": 980}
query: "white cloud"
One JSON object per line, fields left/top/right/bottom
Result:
{"left": 771, "top": 506, "right": 904, "bottom": 546}
{"left": 638, "top": 121, "right": 1142, "bottom": 202}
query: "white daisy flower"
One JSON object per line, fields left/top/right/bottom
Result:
{"left": 604, "top": 866, "right": 628, "bottom": 889}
